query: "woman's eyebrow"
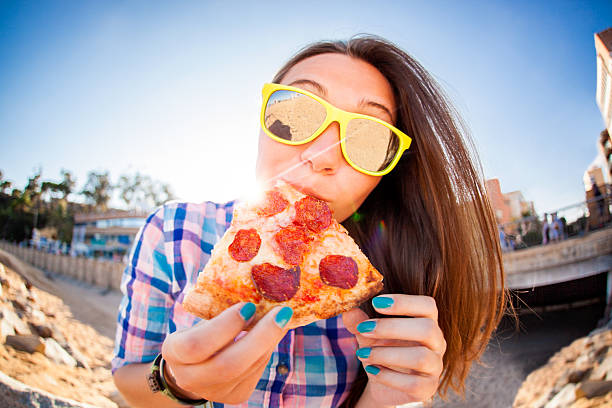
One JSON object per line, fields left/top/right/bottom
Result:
{"left": 287, "top": 79, "right": 327, "bottom": 96}
{"left": 288, "top": 78, "right": 394, "bottom": 122}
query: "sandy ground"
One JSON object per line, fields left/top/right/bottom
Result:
{"left": 0, "top": 250, "right": 122, "bottom": 339}
{"left": 0, "top": 249, "right": 123, "bottom": 407}
{"left": 432, "top": 303, "right": 605, "bottom": 407}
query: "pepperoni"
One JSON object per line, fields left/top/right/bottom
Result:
{"left": 319, "top": 255, "right": 358, "bottom": 289}
{"left": 251, "top": 263, "right": 300, "bottom": 302}
{"left": 258, "top": 190, "right": 289, "bottom": 217}
{"left": 274, "top": 225, "right": 311, "bottom": 265}
{"left": 228, "top": 229, "right": 261, "bottom": 262}
{"left": 294, "top": 196, "right": 332, "bottom": 233}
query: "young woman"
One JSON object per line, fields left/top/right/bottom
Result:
{"left": 112, "top": 35, "right": 507, "bottom": 407}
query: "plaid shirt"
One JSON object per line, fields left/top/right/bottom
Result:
{"left": 112, "top": 201, "right": 360, "bottom": 407}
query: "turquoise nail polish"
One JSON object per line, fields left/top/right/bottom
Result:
{"left": 372, "top": 296, "right": 394, "bottom": 309}
{"left": 240, "top": 302, "right": 256, "bottom": 321}
{"left": 356, "top": 347, "right": 371, "bottom": 359}
{"left": 274, "top": 306, "right": 293, "bottom": 328}
{"left": 365, "top": 365, "right": 380, "bottom": 375}
{"left": 357, "top": 320, "right": 377, "bottom": 333}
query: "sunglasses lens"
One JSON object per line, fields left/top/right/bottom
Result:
{"left": 345, "top": 119, "right": 400, "bottom": 173}
{"left": 264, "top": 90, "right": 326, "bottom": 142}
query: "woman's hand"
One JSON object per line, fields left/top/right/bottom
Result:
{"left": 161, "top": 303, "right": 293, "bottom": 405}
{"left": 343, "top": 295, "right": 446, "bottom": 407}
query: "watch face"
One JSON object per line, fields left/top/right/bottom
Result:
{"left": 147, "top": 371, "right": 163, "bottom": 393}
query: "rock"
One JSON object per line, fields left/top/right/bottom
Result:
{"left": 63, "top": 343, "right": 90, "bottom": 369}
{"left": 575, "top": 380, "right": 612, "bottom": 399}
{"left": 1, "top": 318, "right": 16, "bottom": 340}
{"left": 543, "top": 383, "right": 576, "bottom": 408}
{"left": 568, "top": 368, "right": 590, "bottom": 383}
{"left": 0, "top": 370, "right": 99, "bottom": 408}
{"left": 6, "top": 334, "right": 45, "bottom": 354}
{"left": 23, "top": 279, "right": 33, "bottom": 290}
{"left": 44, "top": 338, "right": 77, "bottom": 367}
{"left": 1, "top": 306, "right": 31, "bottom": 335}
{"left": 575, "top": 354, "right": 590, "bottom": 368}
{"left": 589, "top": 352, "right": 612, "bottom": 381}
{"left": 48, "top": 323, "right": 67, "bottom": 345}
{"left": 594, "top": 345, "right": 609, "bottom": 361}
{"left": 30, "top": 309, "right": 46, "bottom": 322}
{"left": 30, "top": 322, "right": 54, "bottom": 338}
{"left": 11, "top": 295, "right": 31, "bottom": 315}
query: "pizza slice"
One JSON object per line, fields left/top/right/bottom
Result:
{"left": 182, "top": 181, "right": 383, "bottom": 329}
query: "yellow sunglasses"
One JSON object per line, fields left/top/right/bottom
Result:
{"left": 260, "top": 83, "right": 412, "bottom": 176}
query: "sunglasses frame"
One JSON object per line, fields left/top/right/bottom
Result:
{"left": 260, "top": 83, "right": 412, "bottom": 176}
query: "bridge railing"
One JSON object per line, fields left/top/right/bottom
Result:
{"left": 498, "top": 192, "right": 611, "bottom": 252}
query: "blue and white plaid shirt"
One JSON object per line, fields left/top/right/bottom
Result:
{"left": 112, "top": 200, "right": 360, "bottom": 407}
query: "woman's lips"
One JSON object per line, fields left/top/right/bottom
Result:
{"left": 281, "top": 179, "right": 329, "bottom": 202}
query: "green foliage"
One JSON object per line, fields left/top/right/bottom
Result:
{"left": 0, "top": 168, "right": 175, "bottom": 245}
{"left": 117, "top": 172, "right": 175, "bottom": 210}
{"left": 80, "top": 171, "right": 113, "bottom": 211}
{"left": 522, "top": 230, "right": 542, "bottom": 246}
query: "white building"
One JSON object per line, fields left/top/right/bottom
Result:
{"left": 595, "top": 28, "right": 612, "bottom": 134}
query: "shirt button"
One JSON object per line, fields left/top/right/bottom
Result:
{"left": 276, "top": 363, "right": 289, "bottom": 375}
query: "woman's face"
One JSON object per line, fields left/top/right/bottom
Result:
{"left": 255, "top": 53, "right": 397, "bottom": 222}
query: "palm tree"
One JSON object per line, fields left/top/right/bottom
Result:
{"left": 80, "top": 171, "right": 113, "bottom": 212}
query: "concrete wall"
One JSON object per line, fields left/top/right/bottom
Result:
{"left": 504, "top": 228, "right": 612, "bottom": 289}
{"left": 0, "top": 241, "right": 124, "bottom": 291}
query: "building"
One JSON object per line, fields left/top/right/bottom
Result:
{"left": 485, "top": 178, "right": 535, "bottom": 227}
{"left": 595, "top": 28, "right": 612, "bottom": 135}
{"left": 71, "top": 209, "right": 148, "bottom": 259}
{"left": 598, "top": 129, "right": 612, "bottom": 183}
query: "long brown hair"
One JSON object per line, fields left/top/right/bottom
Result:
{"left": 272, "top": 35, "right": 508, "bottom": 403}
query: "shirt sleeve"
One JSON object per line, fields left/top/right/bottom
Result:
{"left": 111, "top": 206, "right": 173, "bottom": 373}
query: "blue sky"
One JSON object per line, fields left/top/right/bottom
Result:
{"left": 1, "top": 1, "right": 611, "bottom": 214}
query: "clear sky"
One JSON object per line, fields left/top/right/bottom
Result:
{"left": 1, "top": 0, "right": 611, "bottom": 214}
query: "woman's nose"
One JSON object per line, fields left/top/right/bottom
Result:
{"left": 299, "top": 122, "right": 344, "bottom": 174}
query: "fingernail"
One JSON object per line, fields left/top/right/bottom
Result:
{"left": 365, "top": 365, "right": 380, "bottom": 375}
{"left": 356, "top": 347, "right": 371, "bottom": 359}
{"left": 372, "top": 296, "right": 394, "bottom": 309}
{"left": 240, "top": 302, "right": 256, "bottom": 321}
{"left": 356, "top": 320, "right": 377, "bottom": 333}
{"left": 274, "top": 306, "right": 293, "bottom": 328}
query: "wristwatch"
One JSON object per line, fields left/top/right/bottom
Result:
{"left": 147, "top": 353, "right": 211, "bottom": 407}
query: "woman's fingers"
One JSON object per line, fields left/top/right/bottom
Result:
{"left": 372, "top": 295, "right": 438, "bottom": 321}
{"left": 177, "top": 306, "right": 293, "bottom": 386}
{"left": 211, "top": 306, "right": 292, "bottom": 373}
{"left": 162, "top": 302, "right": 256, "bottom": 365}
{"left": 356, "top": 317, "right": 446, "bottom": 355}
{"left": 357, "top": 346, "right": 443, "bottom": 377}
{"left": 364, "top": 365, "right": 439, "bottom": 402}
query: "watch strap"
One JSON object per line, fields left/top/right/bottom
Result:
{"left": 148, "top": 353, "right": 211, "bottom": 407}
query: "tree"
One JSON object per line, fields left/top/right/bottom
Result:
{"left": 58, "top": 169, "right": 76, "bottom": 200}
{"left": 0, "top": 170, "right": 12, "bottom": 194}
{"left": 80, "top": 171, "right": 113, "bottom": 211}
{"left": 118, "top": 172, "right": 175, "bottom": 210}
{"left": 24, "top": 169, "right": 43, "bottom": 228}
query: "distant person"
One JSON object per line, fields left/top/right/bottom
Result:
{"left": 499, "top": 225, "right": 508, "bottom": 252}
{"left": 591, "top": 179, "right": 607, "bottom": 227}
{"left": 550, "top": 213, "right": 560, "bottom": 243}
{"left": 555, "top": 215, "right": 566, "bottom": 241}
{"left": 541, "top": 213, "right": 550, "bottom": 245}
{"left": 111, "top": 35, "right": 508, "bottom": 407}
